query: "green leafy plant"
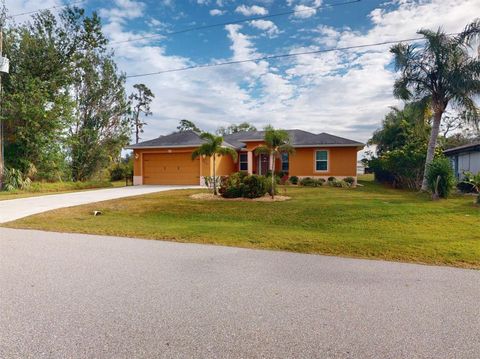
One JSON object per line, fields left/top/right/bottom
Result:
{"left": 204, "top": 176, "right": 222, "bottom": 190}
{"left": 460, "top": 172, "right": 480, "bottom": 205}
{"left": 426, "top": 158, "right": 455, "bottom": 199}
{"left": 299, "top": 177, "right": 316, "bottom": 187}
{"left": 254, "top": 125, "right": 294, "bottom": 199}
{"left": 2, "top": 168, "right": 32, "bottom": 192}
{"left": 327, "top": 176, "right": 336, "bottom": 182}
{"left": 457, "top": 172, "right": 478, "bottom": 193}
{"left": 299, "top": 177, "right": 325, "bottom": 187}
{"left": 333, "top": 180, "right": 350, "bottom": 188}
{"left": 289, "top": 176, "right": 299, "bottom": 185}
{"left": 219, "top": 172, "right": 268, "bottom": 199}
{"left": 244, "top": 175, "right": 269, "bottom": 199}
{"left": 192, "top": 133, "right": 238, "bottom": 195}
{"left": 344, "top": 177, "right": 355, "bottom": 186}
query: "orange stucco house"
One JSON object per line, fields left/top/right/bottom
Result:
{"left": 126, "top": 129, "right": 364, "bottom": 186}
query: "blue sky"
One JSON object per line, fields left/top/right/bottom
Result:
{"left": 7, "top": 0, "right": 480, "bottom": 146}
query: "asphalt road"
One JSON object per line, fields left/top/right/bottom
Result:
{"left": 1, "top": 228, "right": 479, "bottom": 358}
{"left": 0, "top": 185, "right": 199, "bottom": 223}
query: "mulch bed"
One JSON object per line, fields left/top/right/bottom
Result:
{"left": 190, "top": 193, "right": 291, "bottom": 202}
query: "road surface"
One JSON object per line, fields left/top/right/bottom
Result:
{"left": 1, "top": 228, "right": 479, "bottom": 358}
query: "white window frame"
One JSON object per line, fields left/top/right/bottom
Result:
{"left": 314, "top": 149, "right": 329, "bottom": 172}
{"left": 239, "top": 153, "right": 248, "bottom": 171}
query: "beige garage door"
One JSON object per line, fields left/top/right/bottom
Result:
{"left": 143, "top": 153, "right": 200, "bottom": 185}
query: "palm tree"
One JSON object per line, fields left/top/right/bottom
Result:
{"left": 390, "top": 19, "right": 480, "bottom": 191}
{"left": 462, "top": 172, "right": 480, "bottom": 205}
{"left": 192, "top": 132, "right": 237, "bottom": 195}
{"left": 254, "top": 125, "right": 295, "bottom": 199}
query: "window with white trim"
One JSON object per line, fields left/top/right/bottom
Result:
{"left": 315, "top": 150, "right": 328, "bottom": 171}
{"left": 281, "top": 153, "right": 289, "bottom": 172}
{"left": 239, "top": 153, "right": 248, "bottom": 171}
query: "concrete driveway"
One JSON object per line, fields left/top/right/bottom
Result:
{"left": 0, "top": 185, "right": 199, "bottom": 223}
{"left": 1, "top": 228, "right": 479, "bottom": 358}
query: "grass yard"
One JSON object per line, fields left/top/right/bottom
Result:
{"left": 4, "top": 179, "right": 480, "bottom": 268}
{"left": 0, "top": 180, "right": 125, "bottom": 201}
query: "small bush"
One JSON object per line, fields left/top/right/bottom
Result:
{"left": 289, "top": 176, "right": 299, "bottom": 185}
{"left": 344, "top": 177, "right": 355, "bottom": 185}
{"left": 457, "top": 181, "right": 476, "bottom": 193}
{"left": 2, "top": 168, "right": 31, "bottom": 191}
{"left": 328, "top": 176, "right": 336, "bottom": 182}
{"left": 299, "top": 177, "right": 325, "bottom": 187}
{"left": 219, "top": 172, "right": 268, "bottom": 198}
{"left": 243, "top": 175, "right": 269, "bottom": 198}
{"left": 110, "top": 164, "right": 126, "bottom": 181}
{"left": 426, "top": 157, "right": 455, "bottom": 199}
{"left": 299, "top": 177, "right": 316, "bottom": 187}
{"left": 109, "top": 159, "right": 133, "bottom": 181}
{"left": 333, "top": 180, "right": 350, "bottom": 188}
{"left": 458, "top": 172, "right": 478, "bottom": 193}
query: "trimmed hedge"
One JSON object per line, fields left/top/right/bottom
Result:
{"left": 299, "top": 177, "right": 325, "bottom": 187}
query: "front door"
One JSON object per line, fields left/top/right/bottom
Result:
{"left": 258, "top": 154, "right": 270, "bottom": 176}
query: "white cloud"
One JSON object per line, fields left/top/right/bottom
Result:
{"left": 249, "top": 19, "right": 280, "bottom": 37}
{"left": 281, "top": 0, "right": 480, "bottom": 141}
{"left": 116, "top": 0, "right": 480, "bottom": 144}
{"left": 99, "top": 0, "right": 146, "bottom": 24}
{"left": 293, "top": 5, "right": 317, "bottom": 18}
{"left": 5, "top": 0, "right": 61, "bottom": 21}
{"left": 7, "top": 0, "right": 480, "bottom": 146}
{"left": 209, "top": 9, "right": 226, "bottom": 16}
{"left": 235, "top": 5, "right": 268, "bottom": 16}
{"left": 313, "top": 25, "right": 341, "bottom": 47}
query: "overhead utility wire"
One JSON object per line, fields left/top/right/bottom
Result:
{"left": 126, "top": 36, "right": 428, "bottom": 78}
{"left": 8, "top": 0, "right": 85, "bottom": 18}
{"left": 111, "top": 0, "right": 361, "bottom": 45}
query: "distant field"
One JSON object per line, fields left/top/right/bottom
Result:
{"left": 5, "top": 178, "right": 480, "bottom": 269}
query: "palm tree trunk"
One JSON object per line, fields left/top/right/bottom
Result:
{"left": 213, "top": 155, "right": 217, "bottom": 195}
{"left": 271, "top": 153, "right": 275, "bottom": 199}
{"left": 421, "top": 110, "right": 443, "bottom": 191}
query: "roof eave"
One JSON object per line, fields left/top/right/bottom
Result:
{"left": 293, "top": 144, "right": 364, "bottom": 148}
{"left": 125, "top": 144, "right": 203, "bottom": 150}
{"left": 444, "top": 144, "right": 480, "bottom": 155}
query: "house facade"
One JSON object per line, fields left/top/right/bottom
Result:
{"left": 126, "top": 129, "right": 364, "bottom": 186}
{"left": 444, "top": 141, "right": 480, "bottom": 179}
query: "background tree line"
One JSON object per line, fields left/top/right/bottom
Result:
{"left": 1, "top": 6, "right": 153, "bottom": 183}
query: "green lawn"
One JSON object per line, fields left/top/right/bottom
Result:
{"left": 0, "top": 180, "right": 125, "bottom": 201}
{"left": 4, "top": 179, "right": 480, "bottom": 268}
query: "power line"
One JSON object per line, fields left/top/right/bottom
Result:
{"left": 8, "top": 0, "right": 85, "bottom": 18}
{"left": 111, "top": 0, "right": 361, "bottom": 46}
{"left": 125, "top": 36, "right": 427, "bottom": 78}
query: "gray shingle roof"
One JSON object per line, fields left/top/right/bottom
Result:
{"left": 223, "top": 129, "right": 363, "bottom": 148}
{"left": 125, "top": 131, "right": 206, "bottom": 149}
{"left": 443, "top": 141, "right": 480, "bottom": 155}
{"left": 126, "top": 129, "right": 364, "bottom": 149}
